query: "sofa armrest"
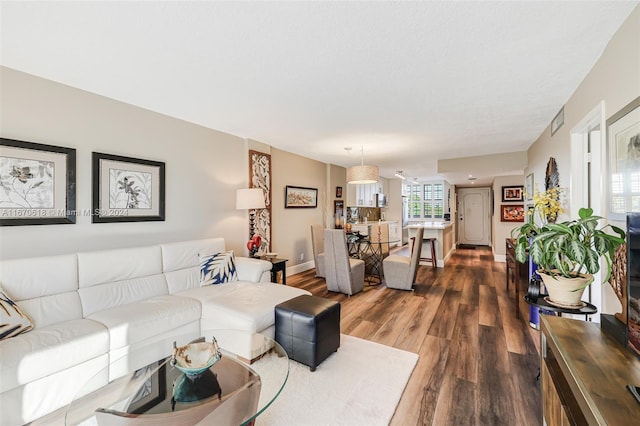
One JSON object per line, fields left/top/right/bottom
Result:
{"left": 235, "top": 257, "right": 272, "bottom": 283}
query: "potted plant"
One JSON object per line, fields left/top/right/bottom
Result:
{"left": 512, "top": 189, "right": 625, "bottom": 308}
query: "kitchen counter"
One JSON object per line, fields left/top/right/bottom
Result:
{"left": 407, "top": 221, "right": 453, "bottom": 230}
{"left": 406, "top": 222, "right": 455, "bottom": 267}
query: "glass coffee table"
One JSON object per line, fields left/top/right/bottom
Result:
{"left": 65, "top": 330, "right": 288, "bottom": 425}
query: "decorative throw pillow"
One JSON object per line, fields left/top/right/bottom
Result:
{"left": 1, "top": 287, "right": 33, "bottom": 341}
{"left": 200, "top": 251, "right": 238, "bottom": 286}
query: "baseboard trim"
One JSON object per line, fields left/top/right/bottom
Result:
{"left": 287, "top": 260, "right": 315, "bottom": 276}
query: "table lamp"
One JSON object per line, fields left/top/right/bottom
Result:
{"left": 236, "top": 188, "right": 266, "bottom": 247}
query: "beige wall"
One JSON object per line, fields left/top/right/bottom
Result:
{"left": 525, "top": 6, "right": 640, "bottom": 315}
{"left": 0, "top": 67, "right": 252, "bottom": 259}
{"left": 271, "top": 148, "right": 328, "bottom": 269}
{"left": 0, "top": 67, "right": 340, "bottom": 274}
{"left": 492, "top": 175, "right": 526, "bottom": 258}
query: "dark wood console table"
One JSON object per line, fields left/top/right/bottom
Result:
{"left": 541, "top": 316, "right": 640, "bottom": 425}
{"left": 506, "top": 238, "right": 529, "bottom": 319}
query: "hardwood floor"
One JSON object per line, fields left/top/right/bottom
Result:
{"left": 286, "top": 245, "right": 542, "bottom": 426}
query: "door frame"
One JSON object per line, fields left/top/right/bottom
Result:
{"left": 570, "top": 101, "right": 606, "bottom": 320}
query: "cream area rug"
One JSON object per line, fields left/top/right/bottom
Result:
{"left": 252, "top": 335, "right": 419, "bottom": 426}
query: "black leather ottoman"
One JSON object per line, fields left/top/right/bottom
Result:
{"left": 275, "top": 295, "right": 340, "bottom": 371}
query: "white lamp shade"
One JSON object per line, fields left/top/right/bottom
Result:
{"left": 236, "top": 188, "right": 266, "bottom": 209}
{"left": 347, "top": 165, "right": 379, "bottom": 184}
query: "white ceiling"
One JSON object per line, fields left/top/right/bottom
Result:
{"left": 1, "top": 1, "right": 637, "bottom": 185}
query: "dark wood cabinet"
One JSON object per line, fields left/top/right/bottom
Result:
{"left": 541, "top": 316, "right": 640, "bottom": 425}
{"left": 506, "top": 238, "right": 529, "bottom": 319}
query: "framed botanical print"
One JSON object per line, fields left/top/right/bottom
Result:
{"left": 0, "top": 138, "right": 76, "bottom": 226}
{"left": 92, "top": 152, "right": 165, "bottom": 223}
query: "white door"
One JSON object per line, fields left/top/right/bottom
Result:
{"left": 458, "top": 187, "right": 491, "bottom": 246}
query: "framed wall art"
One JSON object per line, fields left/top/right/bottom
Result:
{"left": 92, "top": 152, "right": 165, "bottom": 223}
{"left": 501, "top": 204, "right": 525, "bottom": 222}
{"left": 336, "top": 186, "right": 343, "bottom": 198}
{"left": 525, "top": 173, "right": 534, "bottom": 201}
{"left": 0, "top": 138, "right": 76, "bottom": 226}
{"left": 285, "top": 185, "right": 318, "bottom": 208}
{"left": 607, "top": 96, "right": 640, "bottom": 221}
{"left": 551, "top": 106, "right": 565, "bottom": 136}
{"left": 502, "top": 185, "right": 524, "bottom": 202}
{"left": 249, "top": 150, "right": 272, "bottom": 251}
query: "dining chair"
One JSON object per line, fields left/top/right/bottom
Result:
{"left": 383, "top": 227, "right": 424, "bottom": 290}
{"left": 310, "top": 224, "right": 325, "bottom": 278}
{"left": 323, "top": 229, "right": 365, "bottom": 296}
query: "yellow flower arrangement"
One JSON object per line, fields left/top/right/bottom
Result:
{"left": 531, "top": 187, "right": 564, "bottom": 224}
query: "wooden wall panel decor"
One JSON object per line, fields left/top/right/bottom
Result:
{"left": 249, "top": 150, "right": 272, "bottom": 252}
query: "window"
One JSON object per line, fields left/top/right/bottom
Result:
{"left": 407, "top": 182, "right": 444, "bottom": 220}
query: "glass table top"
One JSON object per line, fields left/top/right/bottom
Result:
{"left": 65, "top": 329, "right": 288, "bottom": 426}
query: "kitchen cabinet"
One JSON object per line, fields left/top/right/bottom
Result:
{"left": 388, "top": 221, "right": 400, "bottom": 247}
{"left": 355, "top": 183, "right": 385, "bottom": 207}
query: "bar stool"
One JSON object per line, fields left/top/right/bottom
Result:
{"left": 410, "top": 237, "right": 437, "bottom": 269}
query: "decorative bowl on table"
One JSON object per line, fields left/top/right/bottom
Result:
{"left": 171, "top": 336, "right": 222, "bottom": 376}
{"left": 263, "top": 252, "right": 278, "bottom": 259}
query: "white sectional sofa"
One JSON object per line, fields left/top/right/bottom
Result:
{"left": 0, "top": 238, "right": 310, "bottom": 425}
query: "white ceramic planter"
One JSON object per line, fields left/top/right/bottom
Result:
{"left": 538, "top": 271, "right": 593, "bottom": 308}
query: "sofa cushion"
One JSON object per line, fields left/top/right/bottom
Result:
{"left": 161, "top": 238, "right": 227, "bottom": 273}
{"left": 0, "top": 318, "right": 109, "bottom": 393}
{"left": 87, "top": 295, "right": 201, "bottom": 351}
{"left": 78, "top": 245, "right": 169, "bottom": 317}
{"left": 0, "top": 287, "right": 33, "bottom": 340}
{"left": 0, "top": 254, "right": 81, "bottom": 327}
{"left": 177, "top": 282, "right": 310, "bottom": 333}
{"left": 200, "top": 251, "right": 238, "bottom": 286}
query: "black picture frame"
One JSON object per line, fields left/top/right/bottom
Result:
{"left": 336, "top": 186, "right": 343, "bottom": 198}
{"left": 92, "top": 152, "right": 165, "bottom": 223}
{"left": 127, "top": 362, "right": 167, "bottom": 414}
{"left": 0, "top": 138, "right": 76, "bottom": 226}
{"left": 285, "top": 185, "right": 318, "bottom": 208}
{"left": 502, "top": 185, "right": 524, "bottom": 202}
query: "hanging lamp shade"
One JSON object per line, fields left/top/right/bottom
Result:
{"left": 346, "top": 146, "right": 379, "bottom": 184}
{"left": 347, "top": 165, "right": 379, "bottom": 184}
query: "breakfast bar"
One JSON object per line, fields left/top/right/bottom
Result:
{"left": 406, "top": 222, "right": 455, "bottom": 268}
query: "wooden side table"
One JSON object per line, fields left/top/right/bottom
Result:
{"left": 267, "top": 258, "right": 288, "bottom": 285}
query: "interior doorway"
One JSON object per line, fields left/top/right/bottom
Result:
{"left": 457, "top": 187, "right": 491, "bottom": 246}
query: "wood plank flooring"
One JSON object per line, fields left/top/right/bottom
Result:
{"left": 286, "top": 245, "right": 542, "bottom": 425}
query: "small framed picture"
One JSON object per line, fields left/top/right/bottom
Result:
{"left": 525, "top": 173, "right": 534, "bottom": 201}
{"left": 551, "top": 106, "right": 565, "bottom": 136}
{"left": 336, "top": 186, "right": 343, "bottom": 198}
{"left": 501, "top": 204, "right": 525, "bottom": 222}
{"left": 92, "top": 152, "right": 165, "bottom": 223}
{"left": 285, "top": 185, "right": 318, "bottom": 208}
{"left": 502, "top": 185, "right": 524, "bottom": 202}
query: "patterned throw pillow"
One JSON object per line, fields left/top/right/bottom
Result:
{"left": 200, "top": 251, "right": 238, "bottom": 286}
{"left": 1, "top": 287, "right": 33, "bottom": 340}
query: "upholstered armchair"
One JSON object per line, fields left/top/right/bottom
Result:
{"left": 323, "top": 229, "right": 365, "bottom": 296}
{"left": 310, "top": 224, "right": 326, "bottom": 278}
{"left": 383, "top": 227, "right": 424, "bottom": 290}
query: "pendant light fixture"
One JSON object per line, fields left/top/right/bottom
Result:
{"left": 346, "top": 146, "right": 379, "bottom": 184}
{"left": 394, "top": 170, "right": 406, "bottom": 180}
